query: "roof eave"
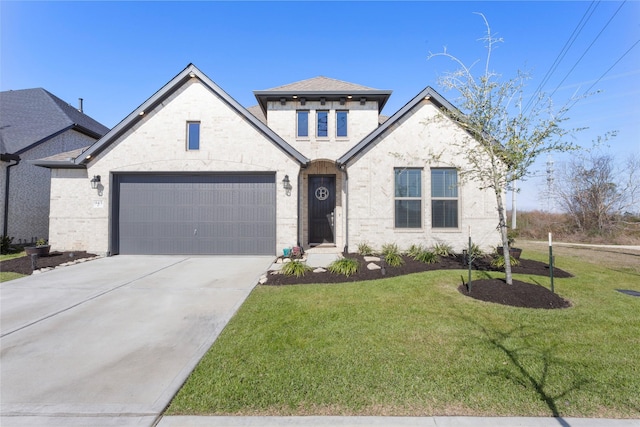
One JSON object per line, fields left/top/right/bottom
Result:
{"left": 253, "top": 90, "right": 393, "bottom": 115}
{"left": 337, "top": 86, "right": 459, "bottom": 166}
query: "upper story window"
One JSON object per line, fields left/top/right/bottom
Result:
{"left": 297, "top": 111, "right": 309, "bottom": 137}
{"left": 187, "top": 122, "right": 200, "bottom": 150}
{"left": 431, "top": 168, "right": 458, "bottom": 228}
{"left": 317, "top": 111, "right": 328, "bottom": 137}
{"left": 394, "top": 168, "right": 422, "bottom": 228}
{"left": 336, "top": 111, "right": 348, "bottom": 137}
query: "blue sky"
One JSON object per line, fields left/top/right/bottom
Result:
{"left": 1, "top": 1, "right": 638, "bottom": 211}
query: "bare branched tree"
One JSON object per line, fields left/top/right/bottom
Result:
{"left": 428, "top": 14, "right": 583, "bottom": 285}
{"left": 556, "top": 152, "right": 640, "bottom": 234}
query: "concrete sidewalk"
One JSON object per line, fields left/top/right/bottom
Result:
{"left": 157, "top": 415, "right": 639, "bottom": 426}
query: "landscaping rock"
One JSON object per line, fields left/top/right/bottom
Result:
{"left": 367, "top": 262, "right": 381, "bottom": 270}
{"left": 364, "top": 256, "right": 381, "bottom": 262}
{"left": 313, "top": 268, "right": 327, "bottom": 273}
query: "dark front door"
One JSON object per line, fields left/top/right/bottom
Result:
{"left": 309, "top": 175, "right": 336, "bottom": 244}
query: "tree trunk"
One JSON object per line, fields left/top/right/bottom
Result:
{"left": 495, "top": 188, "right": 513, "bottom": 285}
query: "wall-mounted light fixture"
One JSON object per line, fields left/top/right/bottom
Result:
{"left": 90, "top": 175, "right": 101, "bottom": 190}
{"left": 339, "top": 97, "right": 346, "bottom": 105}
{"left": 360, "top": 97, "right": 366, "bottom": 105}
{"left": 280, "top": 97, "right": 286, "bottom": 105}
{"left": 282, "top": 174, "right": 292, "bottom": 196}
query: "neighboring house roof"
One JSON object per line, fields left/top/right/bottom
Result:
{"left": 0, "top": 88, "right": 109, "bottom": 155}
{"left": 36, "top": 64, "right": 310, "bottom": 169}
{"left": 337, "top": 86, "right": 459, "bottom": 166}
{"left": 253, "top": 76, "right": 392, "bottom": 116}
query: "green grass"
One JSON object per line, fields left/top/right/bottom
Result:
{"left": 1, "top": 250, "right": 26, "bottom": 282}
{"left": 167, "top": 246, "right": 640, "bottom": 417}
{"left": 1, "top": 271, "right": 26, "bottom": 282}
{"left": 0, "top": 250, "right": 26, "bottom": 262}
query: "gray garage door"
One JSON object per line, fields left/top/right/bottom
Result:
{"left": 114, "top": 173, "right": 276, "bottom": 255}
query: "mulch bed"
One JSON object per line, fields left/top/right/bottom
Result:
{"left": 1, "top": 251, "right": 97, "bottom": 276}
{"left": 265, "top": 253, "right": 573, "bottom": 309}
{"left": 458, "top": 279, "right": 571, "bottom": 309}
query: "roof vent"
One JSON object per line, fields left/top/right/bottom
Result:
{"left": 78, "top": 98, "right": 84, "bottom": 113}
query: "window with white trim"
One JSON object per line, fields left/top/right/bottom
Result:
{"left": 431, "top": 168, "right": 458, "bottom": 228}
{"left": 394, "top": 168, "right": 422, "bottom": 228}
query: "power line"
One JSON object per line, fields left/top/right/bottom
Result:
{"left": 562, "top": 38, "right": 640, "bottom": 117}
{"left": 523, "top": 1, "right": 600, "bottom": 114}
{"left": 549, "top": 0, "right": 627, "bottom": 98}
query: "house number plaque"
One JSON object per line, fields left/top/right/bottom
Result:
{"left": 315, "top": 186, "right": 329, "bottom": 201}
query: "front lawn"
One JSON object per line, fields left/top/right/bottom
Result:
{"left": 167, "top": 245, "right": 640, "bottom": 417}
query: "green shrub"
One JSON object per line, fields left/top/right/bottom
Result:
{"left": 413, "top": 250, "right": 439, "bottom": 264}
{"left": 490, "top": 255, "right": 520, "bottom": 269}
{"left": 381, "top": 243, "right": 404, "bottom": 267}
{"left": 406, "top": 244, "right": 424, "bottom": 258}
{"left": 328, "top": 258, "right": 359, "bottom": 277}
{"left": 431, "top": 242, "right": 454, "bottom": 257}
{"left": 468, "top": 243, "right": 484, "bottom": 258}
{"left": 281, "top": 260, "right": 312, "bottom": 277}
{"left": 357, "top": 242, "right": 374, "bottom": 256}
{"left": 1, "top": 235, "right": 14, "bottom": 255}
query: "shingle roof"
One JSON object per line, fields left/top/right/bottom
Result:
{"left": 246, "top": 105, "right": 267, "bottom": 125}
{"left": 265, "top": 76, "right": 378, "bottom": 92}
{"left": 253, "top": 77, "right": 392, "bottom": 116}
{"left": 0, "top": 88, "right": 109, "bottom": 155}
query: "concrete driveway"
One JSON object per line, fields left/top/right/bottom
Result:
{"left": 0, "top": 255, "right": 273, "bottom": 427}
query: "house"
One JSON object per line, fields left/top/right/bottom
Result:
{"left": 34, "top": 64, "right": 499, "bottom": 256}
{"left": 0, "top": 88, "right": 109, "bottom": 244}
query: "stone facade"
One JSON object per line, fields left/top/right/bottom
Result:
{"left": 344, "top": 101, "right": 498, "bottom": 253}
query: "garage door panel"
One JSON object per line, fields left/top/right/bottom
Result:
{"left": 116, "top": 174, "right": 276, "bottom": 255}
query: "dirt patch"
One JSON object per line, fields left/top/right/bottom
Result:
{"left": 0, "top": 251, "right": 98, "bottom": 276}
